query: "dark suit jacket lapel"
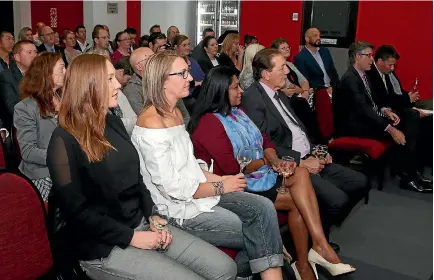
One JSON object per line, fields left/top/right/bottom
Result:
{"left": 303, "top": 47, "right": 323, "bottom": 74}
{"left": 255, "top": 82, "right": 291, "bottom": 131}
{"left": 10, "top": 65, "right": 22, "bottom": 85}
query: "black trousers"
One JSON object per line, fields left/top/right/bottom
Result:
{"left": 416, "top": 115, "right": 433, "bottom": 169}
{"left": 310, "top": 163, "right": 367, "bottom": 236}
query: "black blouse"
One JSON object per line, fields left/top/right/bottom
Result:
{"left": 47, "top": 114, "right": 155, "bottom": 260}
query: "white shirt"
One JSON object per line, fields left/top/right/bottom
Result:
{"left": 374, "top": 62, "right": 387, "bottom": 88}
{"left": 77, "top": 40, "right": 88, "bottom": 52}
{"left": 211, "top": 59, "right": 219, "bottom": 66}
{"left": 306, "top": 47, "right": 331, "bottom": 88}
{"left": 131, "top": 124, "right": 220, "bottom": 225}
{"left": 260, "top": 82, "right": 311, "bottom": 158}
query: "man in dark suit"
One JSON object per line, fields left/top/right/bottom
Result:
{"left": 366, "top": 45, "right": 433, "bottom": 177}
{"left": 294, "top": 28, "right": 339, "bottom": 96}
{"left": 334, "top": 41, "right": 431, "bottom": 192}
{"left": 36, "top": 26, "right": 62, "bottom": 54}
{"left": 0, "top": 40, "right": 37, "bottom": 166}
{"left": 74, "top": 25, "right": 90, "bottom": 53}
{"left": 242, "top": 48, "right": 367, "bottom": 242}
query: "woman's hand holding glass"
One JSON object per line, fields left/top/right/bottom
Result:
{"left": 275, "top": 156, "right": 296, "bottom": 194}
{"left": 222, "top": 173, "right": 247, "bottom": 193}
{"left": 148, "top": 204, "right": 172, "bottom": 252}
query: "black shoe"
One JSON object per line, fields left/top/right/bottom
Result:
{"left": 401, "top": 180, "right": 433, "bottom": 193}
{"left": 329, "top": 242, "right": 340, "bottom": 253}
{"left": 417, "top": 171, "right": 433, "bottom": 186}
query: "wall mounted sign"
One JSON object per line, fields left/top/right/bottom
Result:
{"left": 50, "top": 8, "right": 57, "bottom": 27}
{"left": 107, "top": 3, "right": 118, "bottom": 14}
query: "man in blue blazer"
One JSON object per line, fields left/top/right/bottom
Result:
{"left": 294, "top": 28, "right": 339, "bottom": 95}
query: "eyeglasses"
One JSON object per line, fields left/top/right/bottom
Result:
{"left": 359, "top": 53, "right": 373, "bottom": 58}
{"left": 118, "top": 37, "right": 130, "bottom": 42}
{"left": 97, "top": 36, "right": 110, "bottom": 40}
{"left": 43, "top": 32, "right": 55, "bottom": 37}
{"left": 169, "top": 69, "right": 190, "bottom": 79}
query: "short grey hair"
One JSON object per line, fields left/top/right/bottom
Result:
{"left": 348, "top": 41, "right": 374, "bottom": 65}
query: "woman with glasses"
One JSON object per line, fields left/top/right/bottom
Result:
{"left": 112, "top": 31, "right": 132, "bottom": 64}
{"left": 14, "top": 52, "right": 66, "bottom": 200}
{"left": 132, "top": 52, "right": 285, "bottom": 280}
{"left": 189, "top": 66, "right": 356, "bottom": 280}
{"left": 173, "top": 35, "right": 205, "bottom": 113}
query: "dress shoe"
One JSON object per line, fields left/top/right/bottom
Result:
{"left": 417, "top": 171, "right": 433, "bottom": 186}
{"left": 329, "top": 242, "right": 340, "bottom": 253}
{"left": 308, "top": 249, "right": 356, "bottom": 277}
{"left": 401, "top": 180, "right": 433, "bottom": 193}
{"left": 291, "top": 261, "right": 318, "bottom": 280}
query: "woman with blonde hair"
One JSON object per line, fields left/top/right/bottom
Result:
{"left": 18, "top": 27, "right": 33, "bottom": 41}
{"left": 239, "top": 43, "right": 265, "bottom": 90}
{"left": 46, "top": 54, "right": 237, "bottom": 280}
{"left": 219, "top": 33, "right": 244, "bottom": 71}
{"left": 132, "top": 51, "right": 285, "bottom": 280}
{"left": 14, "top": 52, "right": 66, "bottom": 200}
{"left": 62, "top": 30, "right": 81, "bottom": 66}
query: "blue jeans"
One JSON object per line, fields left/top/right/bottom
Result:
{"left": 177, "top": 191, "right": 284, "bottom": 274}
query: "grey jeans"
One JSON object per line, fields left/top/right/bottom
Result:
{"left": 177, "top": 191, "right": 284, "bottom": 275}
{"left": 81, "top": 221, "right": 237, "bottom": 280}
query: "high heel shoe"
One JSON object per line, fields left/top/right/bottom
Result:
{"left": 291, "top": 261, "right": 318, "bottom": 280}
{"left": 308, "top": 249, "right": 356, "bottom": 276}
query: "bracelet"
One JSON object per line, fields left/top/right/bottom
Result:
{"left": 260, "top": 158, "right": 267, "bottom": 166}
{"left": 212, "top": 181, "right": 224, "bottom": 196}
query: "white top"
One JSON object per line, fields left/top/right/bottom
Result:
{"left": 211, "top": 59, "right": 219, "bottom": 66}
{"left": 131, "top": 124, "right": 220, "bottom": 225}
{"left": 260, "top": 82, "right": 311, "bottom": 158}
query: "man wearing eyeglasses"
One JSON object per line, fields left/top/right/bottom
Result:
{"left": 334, "top": 41, "right": 431, "bottom": 193}
{"left": 87, "top": 25, "right": 111, "bottom": 58}
{"left": 36, "top": 26, "right": 62, "bottom": 54}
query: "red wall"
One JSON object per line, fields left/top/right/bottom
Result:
{"left": 356, "top": 1, "right": 432, "bottom": 100}
{"left": 240, "top": 1, "right": 432, "bottom": 100}
{"left": 127, "top": 0, "right": 141, "bottom": 44}
{"left": 31, "top": 1, "right": 83, "bottom": 34}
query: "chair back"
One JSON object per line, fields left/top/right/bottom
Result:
{"left": 314, "top": 88, "right": 334, "bottom": 140}
{"left": 0, "top": 173, "right": 53, "bottom": 280}
{"left": 0, "top": 141, "right": 6, "bottom": 172}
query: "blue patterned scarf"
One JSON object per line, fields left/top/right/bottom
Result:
{"left": 214, "top": 108, "right": 277, "bottom": 192}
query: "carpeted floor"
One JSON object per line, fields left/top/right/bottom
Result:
{"left": 323, "top": 170, "right": 433, "bottom": 280}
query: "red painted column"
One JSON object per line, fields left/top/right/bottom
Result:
{"left": 127, "top": 0, "right": 141, "bottom": 44}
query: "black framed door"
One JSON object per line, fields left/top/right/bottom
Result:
{"left": 0, "top": 1, "right": 14, "bottom": 34}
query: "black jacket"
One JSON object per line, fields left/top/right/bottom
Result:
{"left": 0, "top": 64, "right": 23, "bottom": 129}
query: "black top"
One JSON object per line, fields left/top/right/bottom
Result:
{"left": 47, "top": 114, "right": 155, "bottom": 260}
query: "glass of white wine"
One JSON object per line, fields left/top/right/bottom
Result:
{"left": 149, "top": 204, "right": 169, "bottom": 252}
{"left": 277, "top": 156, "right": 296, "bottom": 194}
{"left": 237, "top": 147, "right": 254, "bottom": 173}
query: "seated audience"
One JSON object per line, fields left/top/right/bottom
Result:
{"left": 148, "top": 32, "right": 168, "bottom": 53}
{"left": 125, "top": 27, "right": 139, "bottom": 51}
{"left": 87, "top": 25, "right": 110, "bottom": 58}
{"left": 189, "top": 66, "right": 356, "bottom": 280}
{"left": 62, "top": 30, "right": 81, "bottom": 66}
{"left": 102, "top": 25, "right": 115, "bottom": 55}
{"left": 0, "top": 40, "right": 37, "bottom": 134}
{"left": 112, "top": 57, "right": 137, "bottom": 135}
{"left": 149, "top": 24, "right": 161, "bottom": 34}
{"left": 46, "top": 54, "right": 237, "bottom": 280}
{"left": 173, "top": 35, "right": 205, "bottom": 113}
{"left": 219, "top": 33, "right": 244, "bottom": 72}
{"left": 191, "top": 28, "right": 215, "bottom": 61}
{"left": 33, "top": 22, "right": 45, "bottom": 46}
{"left": 124, "top": 47, "right": 154, "bottom": 114}
{"left": 54, "top": 31, "right": 60, "bottom": 47}
{"left": 74, "top": 25, "right": 91, "bottom": 53}
{"left": 241, "top": 49, "right": 367, "bottom": 237}
{"left": 0, "top": 31, "right": 15, "bottom": 71}
{"left": 294, "top": 28, "right": 339, "bottom": 96}
{"left": 334, "top": 41, "right": 432, "bottom": 193}
{"left": 37, "top": 26, "right": 62, "bottom": 53}
{"left": 131, "top": 51, "right": 284, "bottom": 280}
{"left": 239, "top": 43, "right": 265, "bottom": 90}
{"left": 18, "top": 27, "right": 33, "bottom": 42}
{"left": 197, "top": 35, "right": 220, "bottom": 74}
{"left": 14, "top": 52, "right": 65, "bottom": 200}
{"left": 167, "top": 25, "right": 180, "bottom": 46}
{"left": 112, "top": 31, "right": 132, "bottom": 64}
{"left": 244, "top": 34, "right": 258, "bottom": 48}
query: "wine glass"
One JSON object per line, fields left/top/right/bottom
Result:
{"left": 237, "top": 147, "right": 253, "bottom": 173}
{"left": 150, "top": 204, "right": 170, "bottom": 252}
{"left": 312, "top": 145, "right": 328, "bottom": 161}
{"left": 277, "top": 156, "right": 296, "bottom": 194}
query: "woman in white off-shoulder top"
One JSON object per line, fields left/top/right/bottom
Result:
{"left": 131, "top": 52, "right": 285, "bottom": 280}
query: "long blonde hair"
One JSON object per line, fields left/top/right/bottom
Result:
{"left": 241, "top": 44, "right": 265, "bottom": 73}
{"left": 220, "top": 33, "right": 239, "bottom": 56}
{"left": 141, "top": 51, "right": 180, "bottom": 117}
{"left": 59, "top": 54, "right": 114, "bottom": 162}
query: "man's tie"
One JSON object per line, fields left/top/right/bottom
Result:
{"left": 362, "top": 75, "right": 385, "bottom": 118}
{"left": 273, "top": 92, "right": 299, "bottom": 126}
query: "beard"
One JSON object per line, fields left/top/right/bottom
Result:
{"left": 311, "top": 40, "right": 321, "bottom": 47}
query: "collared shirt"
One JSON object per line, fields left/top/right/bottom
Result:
{"left": 44, "top": 43, "right": 56, "bottom": 52}
{"left": 0, "top": 52, "right": 14, "bottom": 71}
{"left": 305, "top": 46, "right": 331, "bottom": 87}
{"left": 260, "top": 81, "right": 311, "bottom": 157}
{"left": 77, "top": 40, "right": 88, "bottom": 52}
{"left": 374, "top": 62, "right": 387, "bottom": 88}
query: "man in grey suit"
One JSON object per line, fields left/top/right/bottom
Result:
{"left": 241, "top": 48, "right": 366, "bottom": 244}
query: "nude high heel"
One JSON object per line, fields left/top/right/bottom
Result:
{"left": 291, "top": 261, "right": 319, "bottom": 280}
{"left": 308, "top": 249, "right": 356, "bottom": 276}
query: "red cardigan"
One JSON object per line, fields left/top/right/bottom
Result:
{"left": 191, "top": 112, "right": 275, "bottom": 176}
